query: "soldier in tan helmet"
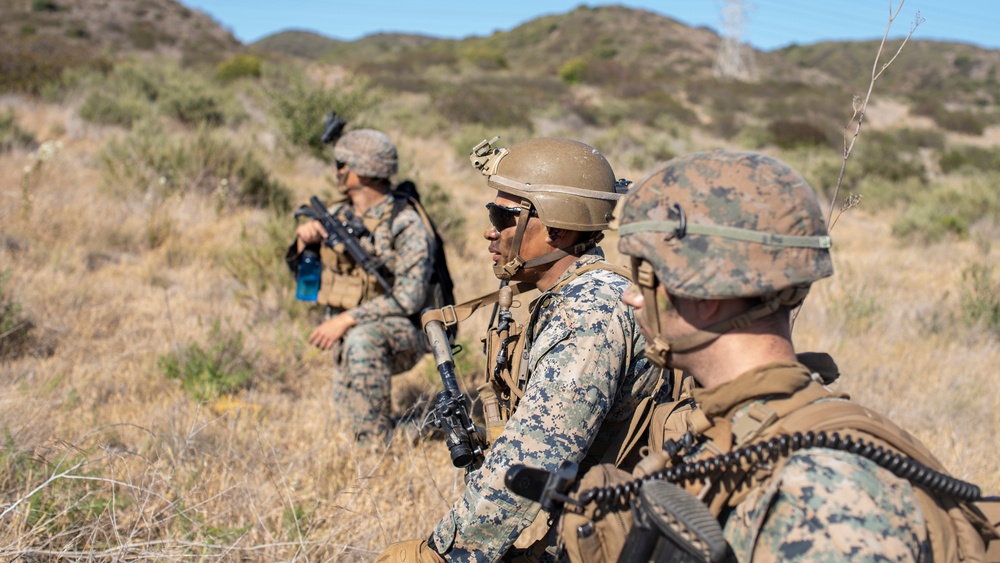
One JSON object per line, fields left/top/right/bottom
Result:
{"left": 376, "top": 137, "right": 663, "bottom": 561}
{"left": 550, "top": 149, "right": 996, "bottom": 562}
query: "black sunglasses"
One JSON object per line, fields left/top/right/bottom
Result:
{"left": 336, "top": 160, "right": 348, "bottom": 170}
{"left": 486, "top": 203, "right": 537, "bottom": 230}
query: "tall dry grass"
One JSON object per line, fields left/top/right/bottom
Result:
{"left": 1, "top": 91, "right": 998, "bottom": 563}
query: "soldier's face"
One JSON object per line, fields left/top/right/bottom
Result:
{"left": 484, "top": 192, "right": 549, "bottom": 277}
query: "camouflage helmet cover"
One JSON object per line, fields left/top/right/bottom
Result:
{"left": 334, "top": 129, "right": 398, "bottom": 179}
{"left": 617, "top": 149, "right": 833, "bottom": 300}
{"left": 471, "top": 137, "right": 624, "bottom": 231}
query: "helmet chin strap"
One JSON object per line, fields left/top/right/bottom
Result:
{"left": 495, "top": 199, "right": 600, "bottom": 281}
{"left": 633, "top": 260, "right": 811, "bottom": 369}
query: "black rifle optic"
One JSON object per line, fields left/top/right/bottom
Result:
{"left": 294, "top": 196, "right": 394, "bottom": 296}
{"left": 424, "top": 314, "right": 487, "bottom": 474}
{"left": 320, "top": 110, "right": 347, "bottom": 145}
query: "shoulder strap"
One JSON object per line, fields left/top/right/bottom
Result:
{"left": 547, "top": 261, "right": 631, "bottom": 295}
{"left": 420, "top": 282, "right": 537, "bottom": 330}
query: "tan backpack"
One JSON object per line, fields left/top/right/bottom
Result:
{"left": 559, "top": 363, "right": 999, "bottom": 562}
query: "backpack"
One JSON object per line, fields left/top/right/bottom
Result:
{"left": 390, "top": 180, "right": 457, "bottom": 339}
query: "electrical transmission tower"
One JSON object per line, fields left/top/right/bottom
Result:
{"left": 713, "top": 0, "right": 758, "bottom": 81}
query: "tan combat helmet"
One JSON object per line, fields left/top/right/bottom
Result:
{"left": 616, "top": 149, "right": 834, "bottom": 367}
{"left": 470, "top": 136, "right": 628, "bottom": 279}
{"left": 334, "top": 129, "right": 398, "bottom": 179}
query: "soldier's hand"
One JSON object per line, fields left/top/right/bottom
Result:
{"left": 295, "top": 220, "right": 328, "bottom": 251}
{"left": 308, "top": 312, "right": 357, "bottom": 350}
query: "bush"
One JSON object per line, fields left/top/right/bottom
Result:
{"left": 75, "top": 60, "right": 243, "bottom": 128}
{"left": 0, "top": 269, "right": 35, "bottom": 361}
{"left": 100, "top": 120, "right": 290, "bottom": 212}
{"left": 768, "top": 120, "right": 829, "bottom": 149}
{"left": 891, "top": 175, "right": 1000, "bottom": 242}
{"left": 960, "top": 261, "right": 1000, "bottom": 334}
{"left": 940, "top": 145, "right": 1000, "bottom": 175}
{"left": 0, "top": 110, "right": 38, "bottom": 153}
{"left": 157, "top": 321, "right": 255, "bottom": 402}
{"left": 558, "top": 58, "right": 588, "bottom": 84}
{"left": 268, "top": 74, "right": 377, "bottom": 160}
{"left": 78, "top": 90, "right": 147, "bottom": 127}
{"left": 811, "top": 133, "right": 926, "bottom": 199}
{"left": 932, "top": 109, "right": 984, "bottom": 136}
{"left": 432, "top": 76, "right": 561, "bottom": 131}
{"left": 158, "top": 80, "right": 226, "bottom": 126}
{"left": 215, "top": 54, "right": 262, "bottom": 82}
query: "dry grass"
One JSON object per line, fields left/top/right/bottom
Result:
{"left": 1, "top": 93, "right": 998, "bottom": 563}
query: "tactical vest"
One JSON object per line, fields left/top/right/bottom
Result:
{"left": 317, "top": 211, "right": 389, "bottom": 310}
{"left": 481, "top": 262, "right": 635, "bottom": 448}
{"left": 421, "top": 261, "right": 636, "bottom": 451}
{"left": 560, "top": 360, "right": 999, "bottom": 563}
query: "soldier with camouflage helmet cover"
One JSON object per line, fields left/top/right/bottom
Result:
{"left": 287, "top": 128, "right": 434, "bottom": 442}
{"left": 552, "top": 148, "right": 993, "bottom": 561}
{"left": 376, "top": 137, "right": 662, "bottom": 562}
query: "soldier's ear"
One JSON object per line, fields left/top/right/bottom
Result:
{"left": 547, "top": 228, "right": 565, "bottom": 242}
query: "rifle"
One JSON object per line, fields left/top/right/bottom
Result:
{"left": 294, "top": 195, "right": 394, "bottom": 297}
{"left": 423, "top": 312, "right": 487, "bottom": 474}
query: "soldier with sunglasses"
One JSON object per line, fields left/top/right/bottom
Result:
{"left": 377, "top": 138, "right": 662, "bottom": 562}
{"left": 287, "top": 129, "right": 434, "bottom": 443}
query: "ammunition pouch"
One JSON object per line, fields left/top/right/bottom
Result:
{"left": 559, "top": 464, "right": 635, "bottom": 563}
{"left": 483, "top": 315, "right": 528, "bottom": 433}
{"left": 317, "top": 243, "right": 388, "bottom": 310}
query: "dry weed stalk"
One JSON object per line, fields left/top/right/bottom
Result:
{"left": 827, "top": 0, "right": 924, "bottom": 228}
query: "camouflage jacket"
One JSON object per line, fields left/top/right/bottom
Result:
{"left": 288, "top": 193, "right": 434, "bottom": 323}
{"left": 429, "top": 248, "right": 658, "bottom": 562}
{"left": 687, "top": 363, "right": 931, "bottom": 562}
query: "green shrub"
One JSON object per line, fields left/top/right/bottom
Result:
{"left": 940, "top": 145, "right": 1000, "bottom": 174}
{"left": 893, "top": 127, "right": 945, "bottom": 151}
{"left": 0, "top": 269, "right": 35, "bottom": 361}
{"left": 932, "top": 109, "right": 984, "bottom": 136}
{"left": 891, "top": 176, "right": 1000, "bottom": 242}
{"left": 225, "top": 215, "right": 293, "bottom": 319}
{"left": 31, "top": 0, "right": 61, "bottom": 11}
{"left": 237, "top": 156, "right": 291, "bottom": 212}
{"left": 268, "top": 75, "right": 377, "bottom": 160}
{"left": 0, "top": 36, "right": 98, "bottom": 95}
{"left": 157, "top": 320, "right": 255, "bottom": 402}
{"left": 75, "top": 60, "right": 243, "bottom": 128}
{"left": 432, "top": 76, "right": 559, "bottom": 131}
{"left": 78, "top": 90, "right": 147, "bottom": 127}
{"left": 768, "top": 120, "right": 828, "bottom": 149}
{"left": 101, "top": 120, "right": 290, "bottom": 212}
{"left": 960, "top": 261, "right": 1000, "bottom": 333}
{"left": 811, "top": 133, "right": 926, "bottom": 200}
{"left": 558, "top": 58, "right": 588, "bottom": 84}
{"left": 0, "top": 110, "right": 38, "bottom": 152}
{"left": 215, "top": 54, "right": 262, "bottom": 82}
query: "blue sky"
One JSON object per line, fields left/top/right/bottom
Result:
{"left": 180, "top": 1, "right": 999, "bottom": 52}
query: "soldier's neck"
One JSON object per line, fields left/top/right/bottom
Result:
{"left": 348, "top": 183, "right": 390, "bottom": 215}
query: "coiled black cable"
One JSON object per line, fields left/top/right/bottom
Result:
{"left": 579, "top": 430, "right": 984, "bottom": 507}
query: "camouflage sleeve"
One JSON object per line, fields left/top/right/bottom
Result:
{"left": 725, "top": 447, "right": 930, "bottom": 562}
{"left": 429, "top": 273, "right": 637, "bottom": 562}
{"left": 348, "top": 208, "right": 433, "bottom": 324}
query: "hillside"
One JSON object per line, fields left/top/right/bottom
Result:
{"left": 1, "top": 0, "right": 999, "bottom": 559}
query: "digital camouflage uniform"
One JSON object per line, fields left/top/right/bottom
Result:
{"left": 327, "top": 194, "right": 433, "bottom": 438}
{"left": 289, "top": 129, "right": 434, "bottom": 440}
{"left": 599, "top": 149, "right": 992, "bottom": 562}
{"left": 429, "top": 247, "right": 659, "bottom": 562}
{"left": 682, "top": 364, "right": 930, "bottom": 562}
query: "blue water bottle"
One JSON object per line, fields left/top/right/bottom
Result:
{"left": 296, "top": 250, "right": 321, "bottom": 302}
